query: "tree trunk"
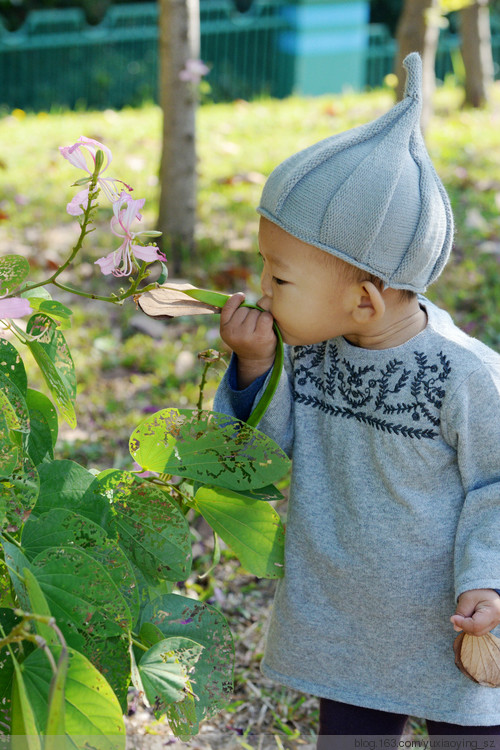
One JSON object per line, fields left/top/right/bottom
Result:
{"left": 460, "top": 0, "right": 494, "bottom": 107}
{"left": 395, "top": 0, "right": 440, "bottom": 132}
{"left": 158, "top": 0, "right": 200, "bottom": 275}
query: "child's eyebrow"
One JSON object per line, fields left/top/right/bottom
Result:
{"left": 258, "top": 250, "right": 290, "bottom": 271}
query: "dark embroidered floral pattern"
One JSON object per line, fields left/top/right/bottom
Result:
{"left": 292, "top": 344, "right": 451, "bottom": 440}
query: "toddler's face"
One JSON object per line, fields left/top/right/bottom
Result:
{"left": 257, "top": 217, "right": 354, "bottom": 346}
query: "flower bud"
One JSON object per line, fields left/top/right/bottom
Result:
{"left": 94, "top": 149, "right": 105, "bottom": 174}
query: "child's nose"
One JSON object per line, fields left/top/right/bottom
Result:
{"left": 260, "top": 267, "right": 273, "bottom": 299}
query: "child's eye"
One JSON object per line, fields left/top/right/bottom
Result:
{"left": 273, "top": 277, "right": 287, "bottom": 286}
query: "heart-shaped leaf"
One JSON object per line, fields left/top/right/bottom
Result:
{"left": 194, "top": 485, "right": 285, "bottom": 578}
{"left": 130, "top": 408, "right": 290, "bottom": 491}
{"left": 140, "top": 594, "right": 234, "bottom": 721}
{"left": 138, "top": 636, "right": 203, "bottom": 713}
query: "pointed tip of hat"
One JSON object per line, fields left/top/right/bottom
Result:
{"left": 403, "top": 52, "right": 422, "bottom": 101}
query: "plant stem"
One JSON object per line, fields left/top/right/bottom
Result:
{"left": 19, "top": 183, "right": 100, "bottom": 297}
{"left": 131, "top": 636, "right": 148, "bottom": 652}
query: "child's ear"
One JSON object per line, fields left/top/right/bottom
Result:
{"left": 351, "top": 281, "right": 385, "bottom": 324}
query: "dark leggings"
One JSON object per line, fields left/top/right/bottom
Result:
{"left": 317, "top": 698, "right": 500, "bottom": 749}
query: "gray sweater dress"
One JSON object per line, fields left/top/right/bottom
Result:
{"left": 213, "top": 298, "right": 500, "bottom": 725}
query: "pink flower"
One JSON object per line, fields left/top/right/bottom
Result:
{"left": 179, "top": 59, "right": 210, "bottom": 84}
{"left": 95, "top": 192, "right": 165, "bottom": 277}
{"left": 0, "top": 295, "right": 32, "bottom": 319}
{"left": 59, "top": 136, "right": 131, "bottom": 216}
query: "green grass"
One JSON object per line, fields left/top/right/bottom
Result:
{"left": 2, "top": 80, "right": 500, "bottom": 468}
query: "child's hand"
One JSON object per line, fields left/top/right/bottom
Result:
{"left": 450, "top": 589, "right": 500, "bottom": 636}
{"left": 220, "top": 293, "right": 277, "bottom": 388}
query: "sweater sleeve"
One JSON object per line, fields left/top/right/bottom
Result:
{"left": 441, "top": 361, "right": 500, "bottom": 600}
{"left": 213, "top": 349, "right": 295, "bottom": 457}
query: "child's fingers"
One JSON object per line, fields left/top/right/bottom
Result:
{"left": 220, "top": 292, "right": 246, "bottom": 325}
{"left": 450, "top": 611, "right": 494, "bottom": 636}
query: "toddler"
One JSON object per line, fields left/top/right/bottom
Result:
{"left": 214, "top": 53, "right": 500, "bottom": 742}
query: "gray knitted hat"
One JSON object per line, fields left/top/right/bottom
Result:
{"left": 257, "top": 53, "right": 453, "bottom": 292}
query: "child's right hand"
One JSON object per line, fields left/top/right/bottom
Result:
{"left": 220, "top": 293, "right": 277, "bottom": 388}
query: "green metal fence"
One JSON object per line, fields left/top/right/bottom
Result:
{"left": 0, "top": 2, "right": 499, "bottom": 112}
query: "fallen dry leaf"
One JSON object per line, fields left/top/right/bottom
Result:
{"left": 454, "top": 631, "right": 500, "bottom": 687}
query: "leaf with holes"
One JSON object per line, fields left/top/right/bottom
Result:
{"left": 22, "top": 507, "right": 139, "bottom": 627}
{"left": 138, "top": 636, "right": 203, "bottom": 718}
{"left": 31, "top": 546, "right": 132, "bottom": 652}
{"left": 99, "top": 469, "right": 192, "bottom": 583}
{"left": 26, "top": 314, "right": 76, "bottom": 428}
{"left": 0, "top": 371, "right": 29, "bottom": 434}
{"left": 0, "top": 338, "right": 27, "bottom": 395}
{"left": 129, "top": 408, "right": 290, "bottom": 491}
{"left": 1, "top": 452, "right": 39, "bottom": 534}
{"left": 140, "top": 594, "right": 234, "bottom": 721}
{"left": 0, "top": 255, "right": 30, "bottom": 296}
{"left": 0, "top": 411, "right": 18, "bottom": 479}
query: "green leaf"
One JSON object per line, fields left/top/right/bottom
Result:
{"left": 1, "top": 541, "right": 32, "bottom": 611}
{"left": 22, "top": 508, "right": 139, "bottom": 627}
{"left": 26, "top": 389, "right": 58, "bottom": 448}
{"left": 88, "top": 634, "right": 130, "bottom": 714}
{"left": 25, "top": 405, "right": 53, "bottom": 466}
{"left": 0, "top": 412, "right": 18, "bottom": 479}
{"left": 25, "top": 314, "right": 76, "bottom": 428}
{"left": 26, "top": 300, "right": 73, "bottom": 331}
{"left": 0, "top": 255, "right": 30, "bottom": 296}
{"left": 44, "top": 642, "right": 68, "bottom": 740}
{"left": 194, "top": 485, "right": 285, "bottom": 579}
{"left": 129, "top": 408, "right": 290, "bottom": 491}
{"left": 34, "top": 460, "right": 109, "bottom": 528}
{"left": 138, "top": 636, "right": 203, "bottom": 713}
{"left": 0, "top": 371, "right": 29, "bottom": 434}
{"left": 166, "top": 692, "right": 198, "bottom": 741}
{"left": 139, "top": 621, "right": 164, "bottom": 649}
{"left": 38, "top": 300, "right": 72, "bottom": 319}
{"left": 98, "top": 470, "right": 191, "bottom": 583}
{"left": 0, "top": 613, "right": 17, "bottom": 734}
{"left": 1, "top": 454, "right": 39, "bottom": 535}
{"left": 232, "top": 483, "right": 286, "bottom": 503}
{"left": 23, "top": 567, "right": 58, "bottom": 647}
{"left": 31, "top": 546, "right": 132, "bottom": 652}
{"left": 140, "top": 594, "right": 234, "bottom": 721}
{"left": 21, "top": 287, "right": 52, "bottom": 302}
{"left": 11, "top": 651, "right": 43, "bottom": 746}
{"left": 0, "top": 338, "right": 27, "bottom": 395}
{"left": 19, "top": 646, "right": 126, "bottom": 748}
